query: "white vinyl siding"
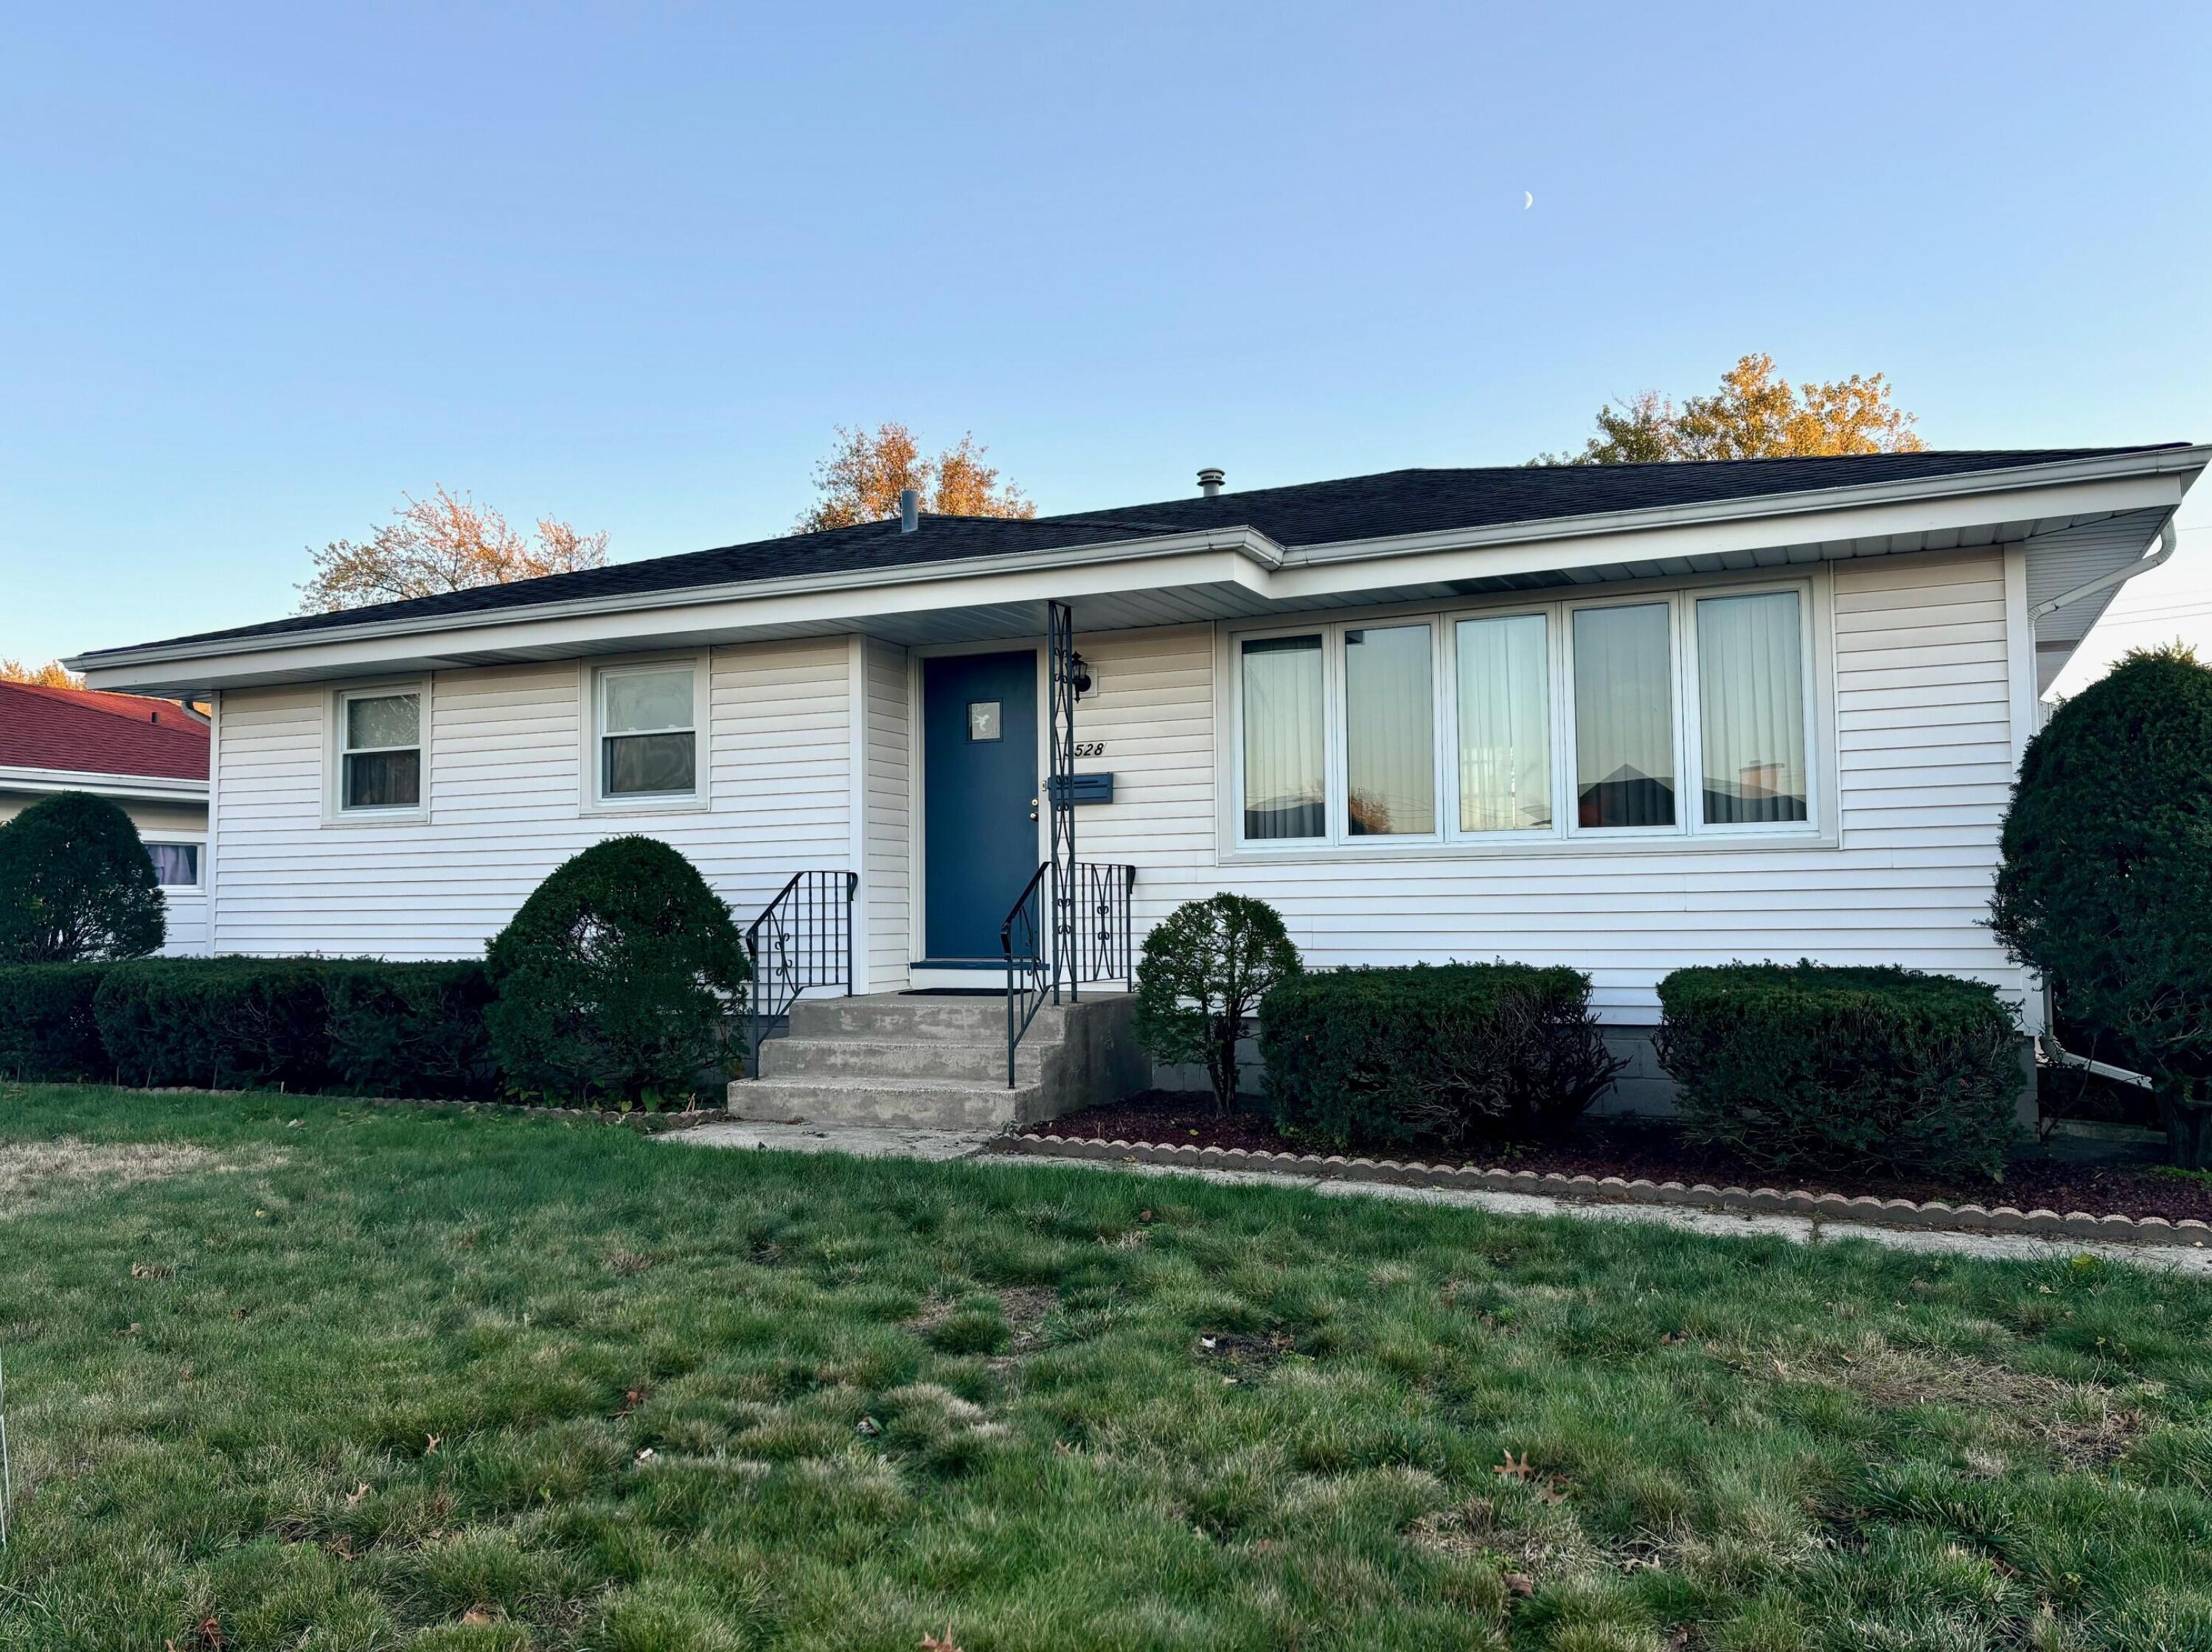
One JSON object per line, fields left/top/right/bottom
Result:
{"left": 1074, "top": 549, "right": 2023, "bottom": 1021}
{"left": 211, "top": 639, "right": 854, "bottom": 958}
{"left": 863, "top": 639, "right": 912, "bottom": 991}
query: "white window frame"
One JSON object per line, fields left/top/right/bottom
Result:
{"left": 1683, "top": 582, "right": 1822, "bottom": 839}
{"left": 1337, "top": 616, "right": 1445, "bottom": 846}
{"left": 327, "top": 680, "right": 430, "bottom": 824}
{"left": 1559, "top": 591, "right": 1691, "bottom": 842}
{"left": 582, "top": 655, "right": 710, "bottom": 814}
{"left": 1221, "top": 572, "right": 1828, "bottom": 860}
{"left": 1441, "top": 604, "right": 1562, "bottom": 845}
{"left": 145, "top": 839, "right": 206, "bottom": 890}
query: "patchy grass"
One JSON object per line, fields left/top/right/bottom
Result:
{"left": 5, "top": 1086, "right": 2212, "bottom": 1649}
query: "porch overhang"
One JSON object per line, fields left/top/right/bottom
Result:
{"left": 73, "top": 445, "right": 2205, "bottom": 697}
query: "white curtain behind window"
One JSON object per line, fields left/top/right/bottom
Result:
{"left": 1697, "top": 590, "right": 1807, "bottom": 824}
{"left": 1344, "top": 624, "right": 1434, "bottom": 835}
{"left": 1573, "top": 604, "right": 1674, "bottom": 829}
{"left": 1242, "top": 635, "right": 1325, "bottom": 839}
{"left": 1456, "top": 614, "right": 1551, "bottom": 832}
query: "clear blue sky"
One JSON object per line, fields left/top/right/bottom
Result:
{"left": 4, "top": 1, "right": 2208, "bottom": 670}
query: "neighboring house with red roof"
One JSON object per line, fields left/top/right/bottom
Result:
{"left": 0, "top": 680, "right": 212, "bottom": 955}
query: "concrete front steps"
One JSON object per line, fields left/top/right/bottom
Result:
{"left": 727, "top": 989, "right": 1147, "bottom": 1131}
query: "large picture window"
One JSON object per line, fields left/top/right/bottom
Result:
{"left": 1229, "top": 579, "right": 1818, "bottom": 852}
{"left": 1343, "top": 624, "right": 1434, "bottom": 836}
{"left": 598, "top": 663, "right": 699, "bottom": 801}
{"left": 339, "top": 690, "right": 422, "bottom": 812}
{"left": 1455, "top": 613, "right": 1551, "bottom": 833}
{"left": 1572, "top": 604, "right": 1675, "bottom": 831}
{"left": 1240, "top": 635, "right": 1326, "bottom": 840}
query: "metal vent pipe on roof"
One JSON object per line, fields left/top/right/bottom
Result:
{"left": 898, "top": 488, "right": 919, "bottom": 532}
{"left": 1197, "top": 467, "right": 1224, "bottom": 498}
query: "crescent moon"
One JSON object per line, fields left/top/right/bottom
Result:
{"left": 1523, "top": 191, "right": 1534, "bottom": 209}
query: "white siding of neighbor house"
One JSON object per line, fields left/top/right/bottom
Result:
{"left": 1066, "top": 550, "right": 2025, "bottom": 1022}
{"left": 208, "top": 640, "right": 855, "bottom": 958}
{"left": 862, "top": 638, "right": 913, "bottom": 991}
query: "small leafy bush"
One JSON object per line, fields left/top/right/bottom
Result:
{"left": 485, "top": 837, "right": 749, "bottom": 1107}
{"left": 1655, "top": 962, "right": 2024, "bottom": 1181}
{"left": 1991, "top": 645, "right": 2212, "bottom": 1165}
{"left": 324, "top": 961, "right": 498, "bottom": 1099}
{"left": 0, "top": 792, "right": 165, "bottom": 963}
{"left": 1133, "top": 894, "right": 1302, "bottom": 1113}
{"left": 0, "top": 962, "right": 114, "bottom": 1081}
{"left": 1261, "top": 963, "right": 1620, "bottom": 1152}
{"left": 93, "top": 958, "right": 333, "bottom": 1091}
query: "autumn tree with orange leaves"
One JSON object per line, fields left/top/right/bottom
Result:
{"left": 297, "top": 487, "right": 609, "bottom": 612}
{"left": 1534, "top": 354, "right": 1925, "bottom": 465}
{"left": 796, "top": 423, "right": 1034, "bottom": 532}
{"left": 0, "top": 659, "right": 85, "bottom": 689}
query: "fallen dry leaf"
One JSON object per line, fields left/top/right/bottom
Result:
{"left": 1494, "top": 1450, "right": 1534, "bottom": 1481}
{"left": 461, "top": 1608, "right": 494, "bottom": 1626}
{"left": 345, "top": 1482, "right": 369, "bottom": 1508}
{"left": 920, "top": 1631, "right": 964, "bottom": 1652}
{"left": 1503, "top": 1572, "right": 1535, "bottom": 1597}
{"left": 424, "top": 1434, "right": 442, "bottom": 1455}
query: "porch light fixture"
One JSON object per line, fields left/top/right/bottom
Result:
{"left": 1068, "top": 651, "right": 1093, "bottom": 700}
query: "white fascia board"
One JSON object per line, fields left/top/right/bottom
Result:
{"left": 0, "top": 765, "right": 209, "bottom": 801}
{"left": 79, "top": 540, "right": 1280, "bottom": 693}
{"left": 1269, "top": 469, "right": 2193, "bottom": 602}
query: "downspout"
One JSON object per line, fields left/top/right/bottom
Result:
{"left": 2023, "top": 518, "right": 2179, "bottom": 1092}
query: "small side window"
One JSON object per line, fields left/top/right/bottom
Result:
{"left": 340, "top": 691, "right": 422, "bottom": 811}
{"left": 146, "top": 843, "right": 201, "bottom": 887}
{"left": 599, "top": 665, "right": 698, "bottom": 800}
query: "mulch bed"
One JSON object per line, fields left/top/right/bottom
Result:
{"left": 1027, "top": 1092, "right": 2212, "bottom": 1226}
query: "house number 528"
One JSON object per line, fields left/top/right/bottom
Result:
{"left": 1071, "top": 741, "right": 1105, "bottom": 758}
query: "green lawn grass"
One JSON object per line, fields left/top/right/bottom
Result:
{"left": 4, "top": 1085, "right": 2212, "bottom": 1651}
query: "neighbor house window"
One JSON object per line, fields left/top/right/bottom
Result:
{"left": 1696, "top": 590, "right": 1808, "bottom": 825}
{"left": 1343, "top": 624, "right": 1435, "bottom": 836}
{"left": 339, "top": 690, "right": 422, "bottom": 810}
{"left": 146, "top": 843, "right": 201, "bottom": 887}
{"left": 1240, "top": 635, "right": 1324, "bottom": 840}
{"left": 1455, "top": 613, "right": 1551, "bottom": 833}
{"left": 598, "top": 663, "right": 698, "bottom": 799}
{"left": 1571, "top": 603, "right": 1676, "bottom": 830}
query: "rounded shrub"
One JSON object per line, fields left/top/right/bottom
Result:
{"left": 484, "top": 837, "right": 749, "bottom": 1107}
{"left": 0, "top": 791, "right": 165, "bottom": 963}
{"left": 1133, "top": 894, "right": 1301, "bottom": 1114}
{"left": 1990, "top": 645, "right": 2212, "bottom": 1165}
{"left": 1655, "top": 962, "right": 2024, "bottom": 1181}
{"left": 1262, "top": 963, "right": 1621, "bottom": 1152}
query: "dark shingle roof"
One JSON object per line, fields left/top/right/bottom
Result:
{"left": 88, "top": 447, "right": 2187, "bottom": 657}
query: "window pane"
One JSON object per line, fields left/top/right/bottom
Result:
{"left": 604, "top": 669, "right": 693, "bottom": 735}
{"left": 146, "top": 843, "right": 199, "bottom": 886}
{"left": 1343, "top": 625, "right": 1434, "bottom": 835}
{"left": 344, "top": 749, "right": 421, "bottom": 809}
{"left": 345, "top": 693, "right": 417, "bottom": 751}
{"left": 1697, "top": 590, "right": 1808, "bottom": 825}
{"left": 1573, "top": 604, "right": 1675, "bottom": 829}
{"left": 605, "top": 731, "right": 697, "bottom": 796}
{"left": 1455, "top": 615, "right": 1552, "bottom": 832}
{"left": 1241, "top": 635, "right": 1324, "bottom": 840}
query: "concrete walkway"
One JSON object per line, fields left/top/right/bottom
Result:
{"left": 669, "top": 1120, "right": 2212, "bottom": 1277}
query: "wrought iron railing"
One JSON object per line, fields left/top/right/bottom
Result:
{"left": 742, "top": 870, "right": 858, "bottom": 1077}
{"left": 1000, "top": 859, "right": 1136, "bottom": 1087}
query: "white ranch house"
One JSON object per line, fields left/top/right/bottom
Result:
{"left": 74, "top": 447, "right": 2206, "bottom": 1120}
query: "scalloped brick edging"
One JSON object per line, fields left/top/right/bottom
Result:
{"left": 997, "top": 1132, "right": 2212, "bottom": 1247}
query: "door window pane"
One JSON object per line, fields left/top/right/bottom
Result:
{"left": 1343, "top": 624, "right": 1434, "bottom": 835}
{"left": 1573, "top": 604, "right": 1675, "bottom": 829}
{"left": 1455, "top": 614, "right": 1551, "bottom": 832}
{"left": 341, "top": 691, "right": 421, "bottom": 809}
{"left": 1697, "top": 590, "right": 1808, "bottom": 825}
{"left": 1241, "top": 635, "right": 1324, "bottom": 840}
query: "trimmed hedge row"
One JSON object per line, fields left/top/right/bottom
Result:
{"left": 1262, "top": 963, "right": 1621, "bottom": 1152}
{"left": 1655, "top": 962, "right": 2024, "bottom": 1180}
{"left": 0, "top": 958, "right": 498, "bottom": 1099}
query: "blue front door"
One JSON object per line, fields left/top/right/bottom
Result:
{"left": 922, "top": 651, "right": 1039, "bottom": 962}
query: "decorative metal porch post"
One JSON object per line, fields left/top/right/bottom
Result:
{"left": 1047, "top": 600, "right": 1078, "bottom": 1003}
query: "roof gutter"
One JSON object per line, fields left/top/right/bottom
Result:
{"left": 2030, "top": 518, "right": 2178, "bottom": 621}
